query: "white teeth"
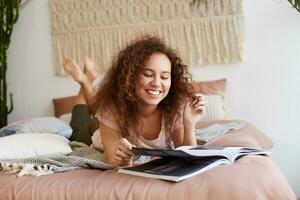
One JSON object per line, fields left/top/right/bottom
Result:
{"left": 146, "top": 90, "right": 160, "bottom": 95}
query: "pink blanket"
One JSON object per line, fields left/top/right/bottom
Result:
{"left": 0, "top": 120, "right": 296, "bottom": 200}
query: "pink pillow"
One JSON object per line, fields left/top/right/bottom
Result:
{"left": 190, "top": 79, "right": 227, "bottom": 99}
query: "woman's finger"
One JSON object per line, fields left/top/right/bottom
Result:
{"left": 194, "top": 105, "right": 206, "bottom": 112}
{"left": 119, "top": 138, "right": 134, "bottom": 156}
{"left": 192, "top": 99, "right": 206, "bottom": 108}
{"left": 192, "top": 93, "right": 204, "bottom": 99}
{"left": 119, "top": 146, "right": 133, "bottom": 156}
{"left": 114, "top": 155, "right": 122, "bottom": 161}
{"left": 114, "top": 155, "right": 130, "bottom": 161}
{"left": 191, "top": 94, "right": 205, "bottom": 106}
{"left": 116, "top": 149, "right": 130, "bottom": 158}
{"left": 120, "top": 138, "right": 133, "bottom": 150}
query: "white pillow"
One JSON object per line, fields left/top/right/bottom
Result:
{"left": 201, "top": 95, "right": 225, "bottom": 121}
{"left": 59, "top": 113, "right": 72, "bottom": 124}
{"left": 0, "top": 133, "right": 72, "bottom": 159}
{"left": 0, "top": 117, "right": 73, "bottom": 139}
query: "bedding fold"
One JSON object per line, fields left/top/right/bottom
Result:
{"left": 0, "top": 120, "right": 296, "bottom": 200}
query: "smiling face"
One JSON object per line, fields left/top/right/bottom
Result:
{"left": 135, "top": 53, "right": 171, "bottom": 108}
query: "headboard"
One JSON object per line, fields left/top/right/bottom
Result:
{"left": 52, "top": 95, "right": 77, "bottom": 117}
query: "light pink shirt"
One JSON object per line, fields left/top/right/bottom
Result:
{"left": 91, "top": 108, "right": 182, "bottom": 150}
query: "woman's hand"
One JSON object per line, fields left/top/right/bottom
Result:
{"left": 173, "top": 93, "right": 205, "bottom": 147}
{"left": 114, "top": 138, "right": 135, "bottom": 163}
{"left": 183, "top": 93, "right": 206, "bottom": 126}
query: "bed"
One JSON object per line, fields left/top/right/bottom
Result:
{"left": 0, "top": 79, "right": 296, "bottom": 199}
{"left": 0, "top": 120, "right": 296, "bottom": 200}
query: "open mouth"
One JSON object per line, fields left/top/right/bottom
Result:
{"left": 145, "top": 89, "right": 162, "bottom": 98}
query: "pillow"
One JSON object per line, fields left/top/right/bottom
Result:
{"left": 0, "top": 117, "right": 73, "bottom": 139}
{"left": 191, "top": 79, "right": 227, "bottom": 120}
{"left": 200, "top": 95, "right": 225, "bottom": 120}
{"left": 59, "top": 113, "right": 72, "bottom": 124}
{"left": 191, "top": 79, "right": 226, "bottom": 98}
{"left": 0, "top": 133, "right": 72, "bottom": 159}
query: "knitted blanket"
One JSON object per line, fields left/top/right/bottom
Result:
{"left": 0, "top": 121, "right": 244, "bottom": 177}
{"left": 0, "top": 141, "right": 114, "bottom": 177}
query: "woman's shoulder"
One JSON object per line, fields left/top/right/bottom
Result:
{"left": 95, "top": 104, "right": 117, "bottom": 117}
{"left": 95, "top": 105, "right": 121, "bottom": 131}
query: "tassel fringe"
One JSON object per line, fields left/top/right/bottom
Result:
{"left": 49, "top": 0, "right": 244, "bottom": 75}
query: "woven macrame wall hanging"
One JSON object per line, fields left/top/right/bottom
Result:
{"left": 49, "top": 0, "right": 244, "bottom": 75}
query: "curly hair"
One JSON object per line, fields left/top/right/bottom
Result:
{"left": 91, "top": 35, "right": 193, "bottom": 140}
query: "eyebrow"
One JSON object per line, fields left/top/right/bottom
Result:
{"left": 142, "top": 68, "right": 171, "bottom": 74}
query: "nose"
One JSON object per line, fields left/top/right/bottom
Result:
{"left": 150, "top": 75, "right": 160, "bottom": 87}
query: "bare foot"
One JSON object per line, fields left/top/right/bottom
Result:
{"left": 84, "top": 56, "right": 98, "bottom": 82}
{"left": 63, "top": 58, "right": 87, "bottom": 83}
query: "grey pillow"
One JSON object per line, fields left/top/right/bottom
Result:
{"left": 0, "top": 117, "right": 73, "bottom": 139}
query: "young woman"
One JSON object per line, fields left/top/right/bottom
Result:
{"left": 64, "top": 36, "right": 205, "bottom": 166}
{"left": 92, "top": 36, "right": 205, "bottom": 166}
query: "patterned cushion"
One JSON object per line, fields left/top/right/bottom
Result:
{"left": 191, "top": 79, "right": 227, "bottom": 121}
{"left": 201, "top": 95, "right": 225, "bottom": 120}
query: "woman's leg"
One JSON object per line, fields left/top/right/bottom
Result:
{"left": 83, "top": 56, "right": 98, "bottom": 83}
{"left": 69, "top": 104, "right": 93, "bottom": 145}
{"left": 64, "top": 58, "right": 98, "bottom": 145}
{"left": 63, "top": 58, "right": 95, "bottom": 108}
{"left": 83, "top": 56, "right": 99, "bottom": 107}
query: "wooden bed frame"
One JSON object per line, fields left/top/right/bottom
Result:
{"left": 52, "top": 95, "right": 78, "bottom": 117}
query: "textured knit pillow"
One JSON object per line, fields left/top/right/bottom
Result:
{"left": 200, "top": 94, "right": 225, "bottom": 120}
{"left": 0, "top": 117, "right": 73, "bottom": 139}
{"left": 191, "top": 79, "right": 227, "bottom": 120}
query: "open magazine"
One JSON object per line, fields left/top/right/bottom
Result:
{"left": 118, "top": 146, "right": 271, "bottom": 182}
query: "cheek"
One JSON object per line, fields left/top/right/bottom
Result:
{"left": 135, "top": 77, "right": 146, "bottom": 87}
{"left": 164, "top": 80, "right": 171, "bottom": 92}
{"left": 135, "top": 77, "right": 146, "bottom": 91}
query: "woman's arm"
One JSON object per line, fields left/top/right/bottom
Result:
{"left": 172, "top": 94, "right": 206, "bottom": 147}
{"left": 100, "top": 122, "right": 134, "bottom": 166}
{"left": 172, "top": 125, "right": 197, "bottom": 147}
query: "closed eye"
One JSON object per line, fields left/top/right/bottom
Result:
{"left": 142, "top": 69, "right": 153, "bottom": 77}
{"left": 143, "top": 73, "right": 153, "bottom": 77}
{"left": 161, "top": 72, "right": 170, "bottom": 80}
{"left": 161, "top": 76, "right": 169, "bottom": 80}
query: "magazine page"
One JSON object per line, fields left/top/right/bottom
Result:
{"left": 132, "top": 146, "right": 242, "bottom": 162}
{"left": 176, "top": 146, "right": 240, "bottom": 162}
{"left": 132, "top": 146, "right": 270, "bottom": 163}
{"left": 228, "top": 147, "right": 271, "bottom": 161}
{"left": 176, "top": 146, "right": 270, "bottom": 162}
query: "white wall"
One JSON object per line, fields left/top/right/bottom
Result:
{"left": 7, "top": 0, "right": 300, "bottom": 195}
